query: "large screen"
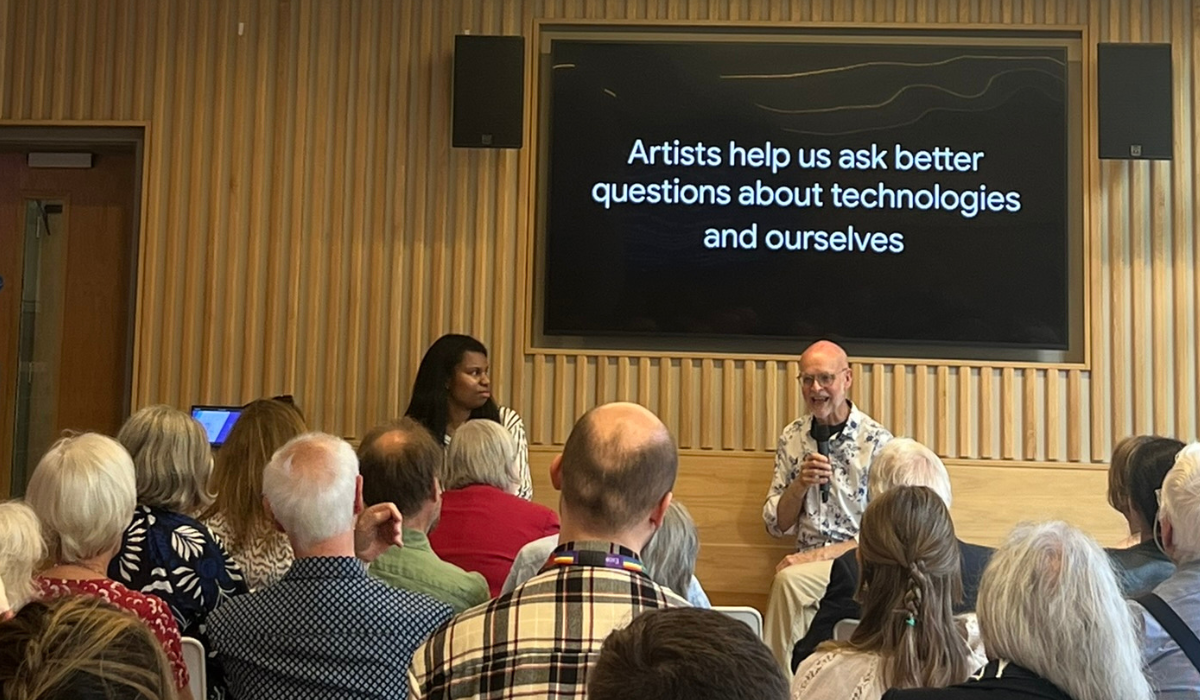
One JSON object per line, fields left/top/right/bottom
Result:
{"left": 537, "top": 32, "right": 1080, "bottom": 355}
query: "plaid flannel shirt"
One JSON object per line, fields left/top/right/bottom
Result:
{"left": 408, "top": 540, "right": 690, "bottom": 699}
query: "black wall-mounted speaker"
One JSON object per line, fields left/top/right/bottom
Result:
{"left": 1097, "top": 43, "right": 1173, "bottom": 160}
{"left": 452, "top": 35, "right": 525, "bottom": 149}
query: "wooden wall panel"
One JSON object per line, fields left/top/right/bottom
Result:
{"left": 1, "top": 0, "right": 1196, "bottom": 606}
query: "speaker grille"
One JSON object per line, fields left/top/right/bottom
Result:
{"left": 453, "top": 35, "right": 525, "bottom": 149}
{"left": 1098, "top": 43, "right": 1172, "bottom": 160}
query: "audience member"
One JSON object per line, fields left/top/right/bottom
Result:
{"left": 589, "top": 607, "right": 789, "bottom": 700}
{"left": 1107, "top": 435, "right": 1154, "bottom": 542}
{"left": 358, "top": 417, "right": 490, "bottom": 612}
{"left": 202, "top": 398, "right": 306, "bottom": 590}
{"left": 1106, "top": 436, "right": 1182, "bottom": 595}
{"left": 208, "top": 432, "right": 453, "bottom": 699}
{"left": 884, "top": 521, "right": 1153, "bottom": 700}
{"left": 1131, "top": 442, "right": 1200, "bottom": 698}
{"left": 793, "top": 438, "right": 992, "bottom": 668}
{"left": 109, "top": 404, "right": 248, "bottom": 635}
{"left": 640, "top": 500, "right": 703, "bottom": 602}
{"left": 792, "top": 486, "right": 983, "bottom": 700}
{"left": 502, "top": 527, "right": 713, "bottom": 607}
{"left": 764, "top": 340, "right": 893, "bottom": 672}
{"left": 427, "top": 419, "right": 559, "bottom": 596}
{"left": 409, "top": 402, "right": 689, "bottom": 700}
{"left": 0, "top": 500, "right": 44, "bottom": 620}
{"left": 26, "top": 433, "right": 191, "bottom": 696}
{"left": 405, "top": 333, "right": 532, "bottom": 499}
{"left": 0, "top": 596, "right": 176, "bottom": 700}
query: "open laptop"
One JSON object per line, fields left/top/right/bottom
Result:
{"left": 190, "top": 405, "right": 242, "bottom": 448}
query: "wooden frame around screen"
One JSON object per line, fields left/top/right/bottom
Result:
{"left": 518, "top": 20, "right": 1095, "bottom": 372}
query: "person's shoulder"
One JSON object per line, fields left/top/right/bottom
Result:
{"left": 848, "top": 405, "right": 891, "bottom": 437}
{"left": 515, "top": 534, "right": 560, "bottom": 560}
{"left": 778, "top": 416, "right": 811, "bottom": 441}
{"left": 958, "top": 540, "right": 995, "bottom": 560}
{"left": 370, "top": 578, "right": 456, "bottom": 620}
{"left": 498, "top": 405, "right": 523, "bottom": 427}
{"left": 833, "top": 546, "right": 859, "bottom": 568}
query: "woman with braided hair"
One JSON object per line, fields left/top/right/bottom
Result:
{"left": 791, "top": 486, "right": 984, "bottom": 700}
{"left": 0, "top": 595, "right": 175, "bottom": 700}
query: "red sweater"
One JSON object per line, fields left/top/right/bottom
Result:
{"left": 428, "top": 484, "right": 560, "bottom": 596}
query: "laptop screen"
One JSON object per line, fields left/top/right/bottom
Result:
{"left": 191, "top": 406, "right": 242, "bottom": 447}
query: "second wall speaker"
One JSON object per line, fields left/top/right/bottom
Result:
{"left": 453, "top": 35, "right": 524, "bottom": 149}
{"left": 1097, "top": 43, "right": 1173, "bottom": 160}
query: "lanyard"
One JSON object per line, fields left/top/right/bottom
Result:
{"left": 549, "top": 549, "right": 644, "bottom": 574}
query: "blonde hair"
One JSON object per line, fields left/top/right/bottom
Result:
{"left": 978, "top": 521, "right": 1153, "bottom": 700}
{"left": 0, "top": 501, "right": 45, "bottom": 613}
{"left": 444, "top": 419, "right": 517, "bottom": 491}
{"left": 201, "top": 399, "right": 306, "bottom": 550}
{"left": 1107, "top": 435, "right": 1152, "bottom": 517}
{"left": 25, "top": 433, "right": 137, "bottom": 564}
{"left": 0, "top": 596, "right": 175, "bottom": 699}
{"left": 118, "top": 405, "right": 213, "bottom": 514}
{"left": 825, "top": 486, "right": 972, "bottom": 690}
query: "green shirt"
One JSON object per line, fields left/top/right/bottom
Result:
{"left": 368, "top": 528, "right": 490, "bottom": 613}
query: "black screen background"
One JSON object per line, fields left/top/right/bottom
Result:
{"left": 541, "top": 40, "right": 1070, "bottom": 349}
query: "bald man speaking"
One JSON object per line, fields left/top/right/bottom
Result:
{"left": 762, "top": 340, "right": 892, "bottom": 674}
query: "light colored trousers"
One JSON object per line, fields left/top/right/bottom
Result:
{"left": 763, "top": 559, "right": 833, "bottom": 679}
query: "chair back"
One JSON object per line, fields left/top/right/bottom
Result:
{"left": 833, "top": 618, "right": 860, "bottom": 641}
{"left": 181, "top": 636, "right": 207, "bottom": 700}
{"left": 714, "top": 605, "right": 764, "bottom": 638}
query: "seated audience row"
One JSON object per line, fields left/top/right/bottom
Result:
{"left": 207, "top": 432, "right": 454, "bottom": 698}
{"left": 9, "top": 386, "right": 1200, "bottom": 700}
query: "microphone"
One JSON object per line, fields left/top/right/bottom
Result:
{"left": 811, "top": 422, "right": 831, "bottom": 503}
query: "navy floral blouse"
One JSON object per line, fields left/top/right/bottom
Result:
{"left": 110, "top": 504, "right": 248, "bottom": 636}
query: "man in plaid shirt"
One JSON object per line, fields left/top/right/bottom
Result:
{"left": 408, "top": 402, "right": 690, "bottom": 699}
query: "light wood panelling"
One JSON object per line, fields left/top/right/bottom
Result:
{"left": 0, "top": 0, "right": 1196, "bottom": 604}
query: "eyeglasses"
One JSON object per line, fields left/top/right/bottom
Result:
{"left": 798, "top": 370, "right": 847, "bottom": 388}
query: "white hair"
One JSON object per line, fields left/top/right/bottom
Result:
{"left": 0, "top": 501, "right": 45, "bottom": 612}
{"left": 641, "top": 500, "right": 699, "bottom": 598}
{"left": 25, "top": 433, "right": 137, "bottom": 563}
{"left": 261, "top": 432, "right": 359, "bottom": 550}
{"left": 1160, "top": 442, "right": 1200, "bottom": 564}
{"left": 977, "top": 521, "right": 1153, "bottom": 700}
{"left": 445, "top": 420, "right": 517, "bottom": 491}
{"left": 867, "top": 437, "right": 952, "bottom": 507}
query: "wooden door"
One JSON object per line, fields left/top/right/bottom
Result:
{"left": 0, "top": 150, "right": 137, "bottom": 497}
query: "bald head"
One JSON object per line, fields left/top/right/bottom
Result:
{"left": 358, "top": 417, "right": 442, "bottom": 518}
{"left": 560, "top": 402, "right": 677, "bottom": 536}
{"left": 262, "top": 432, "right": 360, "bottom": 549}
{"left": 800, "top": 340, "right": 848, "bottom": 367}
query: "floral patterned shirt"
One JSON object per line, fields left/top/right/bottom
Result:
{"left": 37, "top": 576, "right": 190, "bottom": 691}
{"left": 110, "top": 505, "right": 248, "bottom": 636}
{"left": 764, "top": 403, "right": 892, "bottom": 551}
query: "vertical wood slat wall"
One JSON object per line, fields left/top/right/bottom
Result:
{"left": 0, "top": 0, "right": 1196, "bottom": 462}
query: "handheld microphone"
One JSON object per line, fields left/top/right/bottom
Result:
{"left": 811, "top": 422, "right": 832, "bottom": 503}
